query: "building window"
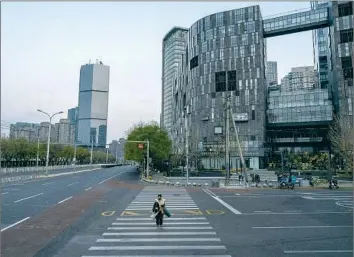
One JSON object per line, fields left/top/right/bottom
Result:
{"left": 215, "top": 71, "right": 226, "bottom": 92}
{"left": 228, "top": 70, "right": 237, "bottom": 91}
{"left": 250, "top": 135, "right": 256, "bottom": 141}
{"left": 338, "top": 2, "right": 353, "bottom": 17}
{"left": 341, "top": 57, "right": 353, "bottom": 80}
{"left": 340, "top": 29, "right": 353, "bottom": 43}
{"left": 252, "top": 110, "right": 255, "bottom": 120}
{"left": 190, "top": 56, "right": 198, "bottom": 70}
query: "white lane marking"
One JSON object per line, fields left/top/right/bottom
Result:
{"left": 1, "top": 217, "right": 30, "bottom": 232}
{"left": 85, "top": 187, "right": 92, "bottom": 191}
{"left": 42, "top": 181, "right": 57, "bottom": 185}
{"left": 125, "top": 206, "right": 199, "bottom": 211}
{"left": 203, "top": 188, "right": 242, "bottom": 215}
{"left": 97, "top": 238, "right": 221, "bottom": 242}
{"left": 284, "top": 250, "right": 353, "bottom": 254}
{"left": 254, "top": 211, "right": 271, "bottom": 213}
{"left": 99, "top": 175, "right": 116, "bottom": 184}
{"left": 103, "top": 232, "right": 216, "bottom": 236}
{"left": 107, "top": 226, "right": 213, "bottom": 230}
{"left": 14, "top": 193, "right": 43, "bottom": 203}
{"left": 284, "top": 210, "right": 302, "bottom": 213}
{"left": 97, "top": 168, "right": 131, "bottom": 185}
{"left": 58, "top": 196, "right": 73, "bottom": 204}
{"left": 1, "top": 192, "right": 9, "bottom": 195}
{"left": 82, "top": 254, "right": 231, "bottom": 257}
{"left": 68, "top": 182, "right": 79, "bottom": 186}
{"left": 131, "top": 201, "right": 195, "bottom": 204}
{"left": 112, "top": 222, "right": 210, "bottom": 225}
{"left": 253, "top": 225, "right": 353, "bottom": 229}
{"left": 335, "top": 201, "right": 353, "bottom": 209}
{"left": 243, "top": 211, "right": 352, "bottom": 215}
{"left": 127, "top": 205, "right": 198, "bottom": 208}
{"left": 116, "top": 217, "right": 206, "bottom": 221}
{"left": 89, "top": 245, "right": 226, "bottom": 250}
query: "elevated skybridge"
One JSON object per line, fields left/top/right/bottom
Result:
{"left": 263, "top": 6, "right": 332, "bottom": 38}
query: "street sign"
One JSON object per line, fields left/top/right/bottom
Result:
{"left": 138, "top": 143, "right": 144, "bottom": 149}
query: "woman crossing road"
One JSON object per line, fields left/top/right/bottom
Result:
{"left": 152, "top": 194, "right": 165, "bottom": 226}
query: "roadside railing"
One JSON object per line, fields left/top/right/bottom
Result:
{"left": 0, "top": 163, "right": 114, "bottom": 175}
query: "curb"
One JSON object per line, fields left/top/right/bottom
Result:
{"left": 140, "top": 178, "right": 210, "bottom": 188}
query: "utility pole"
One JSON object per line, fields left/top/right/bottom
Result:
{"left": 185, "top": 106, "right": 189, "bottom": 185}
{"left": 146, "top": 139, "right": 150, "bottom": 178}
{"left": 126, "top": 140, "right": 150, "bottom": 177}
{"left": 106, "top": 147, "right": 109, "bottom": 164}
{"left": 229, "top": 104, "right": 249, "bottom": 186}
{"left": 225, "top": 95, "right": 231, "bottom": 186}
{"left": 73, "top": 142, "right": 77, "bottom": 170}
{"left": 36, "top": 130, "right": 40, "bottom": 169}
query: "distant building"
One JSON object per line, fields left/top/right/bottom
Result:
{"left": 109, "top": 140, "right": 119, "bottom": 156}
{"left": 281, "top": 66, "right": 318, "bottom": 92}
{"left": 58, "top": 119, "right": 71, "bottom": 144}
{"left": 67, "top": 107, "right": 78, "bottom": 124}
{"left": 266, "top": 61, "right": 278, "bottom": 87}
{"left": 9, "top": 122, "right": 39, "bottom": 142}
{"left": 38, "top": 122, "right": 56, "bottom": 143}
{"left": 77, "top": 60, "right": 110, "bottom": 147}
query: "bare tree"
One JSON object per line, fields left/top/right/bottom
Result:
{"left": 328, "top": 115, "right": 354, "bottom": 171}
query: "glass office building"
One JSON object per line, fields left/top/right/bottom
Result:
{"left": 171, "top": 6, "right": 268, "bottom": 170}
{"left": 166, "top": 2, "right": 351, "bottom": 170}
{"left": 161, "top": 27, "right": 188, "bottom": 136}
{"left": 77, "top": 61, "right": 110, "bottom": 147}
{"left": 267, "top": 88, "right": 333, "bottom": 124}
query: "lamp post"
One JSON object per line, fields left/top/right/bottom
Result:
{"left": 37, "top": 109, "right": 63, "bottom": 174}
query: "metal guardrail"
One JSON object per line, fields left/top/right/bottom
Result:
{"left": 0, "top": 163, "right": 110, "bottom": 174}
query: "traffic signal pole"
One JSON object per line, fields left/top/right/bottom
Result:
{"left": 126, "top": 140, "right": 150, "bottom": 178}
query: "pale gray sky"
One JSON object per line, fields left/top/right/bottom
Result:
{"left": 1, "top": 2, "right": 314, "bottom": 142}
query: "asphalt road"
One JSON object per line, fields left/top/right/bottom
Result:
{"left": 193, "top": 187, "right": 353, "bottom": 257}
{"left": 1, "top": 165, "right": 134, "bottom": 228}
{"left": 1, "top": 175, "right": 352, "bottom": 257}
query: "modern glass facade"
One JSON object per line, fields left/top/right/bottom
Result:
{"left": 266, "top": 61, "right": 278, "bottom": 86}
{"left": 171, "top": 5, "right": 268, "bottom": 170}
{"left": 329, "top": 1, "right": 353, "bottom": 126}
{"left": 161, "top": 27, "right": 188, "bottom": 135}
{"left": 77, "top": 62, "right": 110, "bottom": 147}
{"left": 166, "top": 2, "right": 351, "bottom": 170}
{"left": 263, "top": 6, "right": 330, "bottom": 38}
{"left": 267, "top": 88, "right": 333, "bottom": 124}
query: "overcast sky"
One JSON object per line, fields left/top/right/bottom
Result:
{"left": 1, "top": 1, "right": 314, "bottom": 142}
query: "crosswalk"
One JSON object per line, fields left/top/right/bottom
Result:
{"left": 82, "top": 186, "right": 230, "bottom": 257}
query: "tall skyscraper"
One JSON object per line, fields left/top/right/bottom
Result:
{"left": 77, "top": 60, "right": 110, "bottom": 147}
{"left": 266, "top": 61, "right": 278, "bottom": 86}
{"left": 161, "top": 27, "right": 188, "bottom": 136}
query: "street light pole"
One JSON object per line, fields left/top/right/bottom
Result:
{"left": 90, "top": 136, "right": 94, "bottom": 169}
{"left": 106, "top": 146, "right": 109, "bottom": 164}
{"left": 37, "top": 109, "right": 63, "bottom": 174}
{"left": 225, "top": 95, "right": 231, "bottom": 186}
{"left": 184, "top": 106, "right": 189, "bottom": 185}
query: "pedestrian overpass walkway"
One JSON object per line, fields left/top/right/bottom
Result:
{"left": 263, "top": 6, "right": 331, "bottom": 38}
